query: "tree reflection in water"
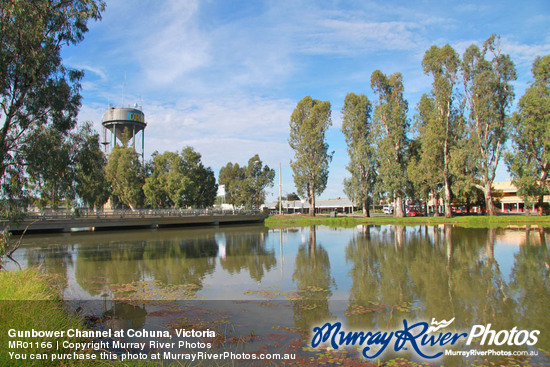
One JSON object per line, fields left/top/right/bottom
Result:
{"left": 292, "top": 226, "right": 335, "bottom": 331}
{"left": 344, "top": 225, "right": 549, "bottom": 364}
{"left": 12, "top": 225, "right": 549, "bottom": 364}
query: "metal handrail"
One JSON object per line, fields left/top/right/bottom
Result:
{"left": 19, "top": 208, "right": 263, "bottom": 221}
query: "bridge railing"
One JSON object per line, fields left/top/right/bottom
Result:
{"left": 18, "top": 208, "right": 263, "bottom": 220}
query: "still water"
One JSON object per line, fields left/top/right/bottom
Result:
{"left": 7, "top": 224, "right": 550, "bottom": 364}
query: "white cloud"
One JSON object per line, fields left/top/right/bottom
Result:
{"left": 301, "top": 19, "right": 424, "bottom": 54}
{"left": 65, "top": 64, "right": 108, "bottom": 82}
{"left": 501, "top": 38, "right": 550, "bottom": 64}
{"left": 138, "top": 0, "right": 210, "bottom": 85}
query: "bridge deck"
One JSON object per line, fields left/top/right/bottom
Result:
{"left": 2, "top": 210, "right": 266, "bottom": 234}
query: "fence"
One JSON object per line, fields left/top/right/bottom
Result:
{"left": 24, "top": 208, "right": 263, "bottom": 220}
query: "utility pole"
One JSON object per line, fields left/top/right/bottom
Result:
{"left": 279, "top": 163, "right": 282, "bottom": 215}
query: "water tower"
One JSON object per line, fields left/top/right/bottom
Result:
{"left": 102, "top": 104, "right": 147, "bottom": 162}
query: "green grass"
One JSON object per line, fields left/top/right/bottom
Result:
{"left": 0, "top": 268, "right": 62, "bottom": 300}
{"left": 265, "top": 213, "right": 550, "bottom": 228}
{"left": 0, "top": 269, "right": 160, "bottom": 366}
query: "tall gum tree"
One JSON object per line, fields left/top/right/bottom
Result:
{"left": 219, "top": 162, "right": 245, "bottom": 207}
{"left": 0, "top": 0, "right": 105, "bottom": 211}
{"left": 179, "top": 147, "right": 218, "bottom": 208}
{"left": 370, "top": 71, "right": 409, "bottom": 218}
{"left": 422, "top": 44, "right": 462, "bottom": 218}
{"left": 143, "top": 151, "right": 179, "bottom": 208}
{"left": 144, "top": 147, "right": 217, "bottom": 209}
{"left": 242, "top": 155, "right": 275, "bottom": 209}
{"left": 341, "top": 93, "right": 377, "bottom": 217}
{"left": 289, "top": 96, "right": 333, "bottom": 216}
{"left": 105, "top": 145, "right": 144, "bottom": 211}
{"left": 462, "top": 34, "right": 516, "bottom": 216}
{"left": 24, "top": 126, "right": 73, "bottom": 209}
{"left": 219, "top": 155, "right": 274, "bottom": 209}
{"left": 72, "top": 122, "right": 110, "bottom": 211}
{"left": 507, "top": 54, "right": 550, "bottom": 215}
{"left": 412, "top": 94, "right": 444, "bottom": 216}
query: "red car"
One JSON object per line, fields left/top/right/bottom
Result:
{"left": 407, "top": 209, "right": 423, "bottom": 217}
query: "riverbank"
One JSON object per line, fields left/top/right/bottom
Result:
{"left": 0, "top": 268, "right": 88, "bottom": 366}
{"left": 0, "top": 269, "right": 158, "bottom": 366}
{"left": 265, "top": 213, "right": 550, "bottom": 228}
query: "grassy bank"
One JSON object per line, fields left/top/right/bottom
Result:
{"left": 0, "top": 268, "right": 88, "bottom": 366}
{"left": 265, "top": 213, "right": 550, "bottom": 228}
{"left": 0, "top": 269, "right": 158, "bottom": 366}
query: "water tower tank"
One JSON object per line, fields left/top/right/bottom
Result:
{"left": 102, "top": 106, "right": 147, "bottom": 160}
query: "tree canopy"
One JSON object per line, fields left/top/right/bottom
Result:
{"left": 144, "top": 147, "right": 218, "bottom": 209}
{"left": 289, "top": 96, "right": 333, "bottom": 216}
{"left": 421, "top": 44, "right": 462, "bottom": 218}
{"left": 24, "top": 126, "right": 73, "bottom": 210}
{"left": 0, "top": 0, "right": 105, "bottom": 214}
{"left": 105, "top": 146, "right": 144, "bottom": 211}
{"left": 370, "top": 71, "right": 410, "bottom": 217}
{"left": 219, "top": 155, "right": 275, "bottom": 209}
{"left": 507, "top": 54, "right": 550, "bottom": 215}
{"left": 341, "top": 92, "right": 377, "bottom": 217}
{"left": 462, "top": 34, "right": 516, "bottom": 215}
{"left": 73, "top": 123, "right": 110, "bottom": 210}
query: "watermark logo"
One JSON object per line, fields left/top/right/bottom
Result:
{"left": 466, "top": 324, "right": 539, "bottom": 346}
{"left": 310, "top": 319, "right": 540, "bottom": 360}
{"left": 427, "top": 317, "right": 455, "bottom": 333}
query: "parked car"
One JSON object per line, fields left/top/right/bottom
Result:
{"left": 383, "top": 205, "right": 394, "bottom": 214}
{"left": 407, "top": 208, "right": 423, "bottom": 217}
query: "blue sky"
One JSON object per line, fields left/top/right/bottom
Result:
{"left": 62, "top": 0, "right": 550, "bottom": 201}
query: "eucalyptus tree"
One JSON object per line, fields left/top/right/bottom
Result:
{"left": 370, "top": 71, "right": 410, "bottom": 217}
{"left": 462, "top": 35, "right": 517, "bottom": 215}
{"left": 449, "top": 144, "right": 485, "bottom": 213}
{"left": 72, "top": 123, "right": 110, "bottom": 211}
{"left": 242, "top": 155, "right": 275, "bottom": 209}
{"left": 0, "top": 0, "right": 105, "bottom": 213}
{"left": 219, "top": 155, "right": 274, "bottom": 209}
{"left": 421, "top": 44, "right": 462, "bottom": 218}
{"left": 24, "top": 126, "right": 74, "bottom": 209}
{"left": 507, "top": 55, "right": 550, "bottom": 215}
{"left": 144, "top": 147, "right": 217, "bottom": 208}
{"left": 143, "top": 151, "right": 180, "bottom": 208}
{"left": 219, "top": 162, "right": 246, "bottom": 207}
{"left": 179, "top": 147, "right": 218, "bottom": 208}
{"left": 289, "top": 96, "right": 333, "bottom": 216}
{"left": 410, "top": 95, "right": 443, "bottom": 216}
{"left": 341, "top": 93, "right": 377, "bottom": 217}
{"left": 105, "top": 146, "right": 144, "bottom": 211}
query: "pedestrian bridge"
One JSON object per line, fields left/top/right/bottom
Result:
{"left": 2, "top": 209, "right": 266, "bottom": 234}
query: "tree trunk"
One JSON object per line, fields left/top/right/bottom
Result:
{"left": 394, "top": 195, "right": 404, "bottom": 218}
{"left": 484, "top": 184, "right": 496, "bottom": 216}
{"left": 538, "top": 195, "right": 544, "bottom": 216}
{"left": 308, "top": 186, "right": 316, "bottom": 217}
{"left": 363, "top": 197, "right": 370, "bottom": 217}
{"left": 538, "top": 170, "right": 548, "bottom": 216}
{"left": 444, "top": 177, "right": 453, "bottom": 218}
{"left": 433, "top": 191, "right": 440, "bottom": 217}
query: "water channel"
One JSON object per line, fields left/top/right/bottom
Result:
{"left": 6, "top": 224, "right": 549, "bottom": 365}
